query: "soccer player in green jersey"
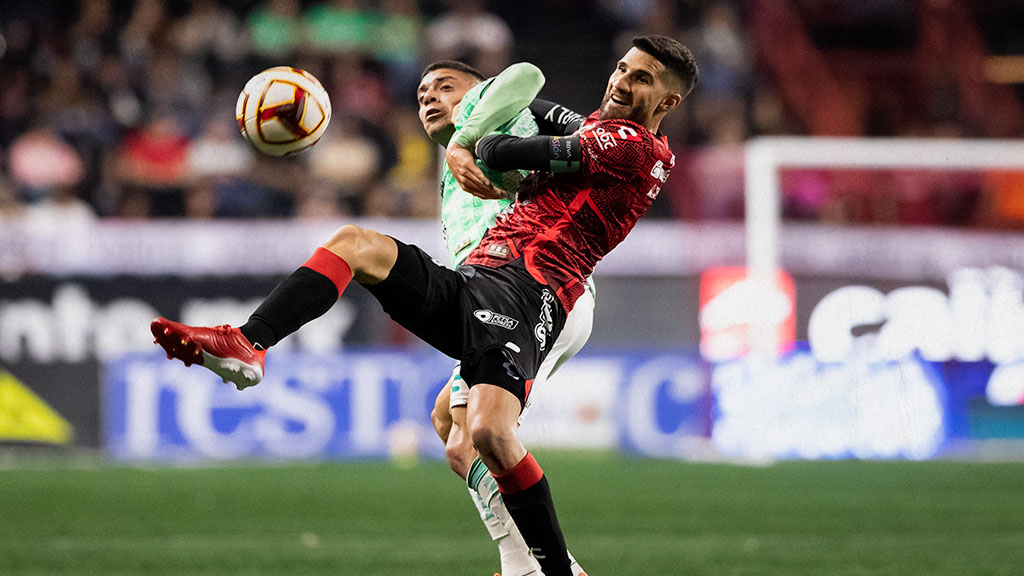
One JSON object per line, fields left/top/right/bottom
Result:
{"left": 416, "top": 61, "right": 594, "bottom": 576}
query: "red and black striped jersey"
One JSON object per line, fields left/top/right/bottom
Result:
{"left": 464, "top": 111, "right": 674, "bottom": 312}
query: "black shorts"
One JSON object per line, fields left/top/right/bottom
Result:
{"left": 363, "top": 239, "right": 565, "bottom": 407}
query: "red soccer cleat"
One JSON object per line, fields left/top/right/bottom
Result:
{"left": 150, "top": 317, "right": 266, "bottom": 390}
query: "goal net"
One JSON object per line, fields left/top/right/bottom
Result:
{"left": 743, "top": 136, "right": 1024, "bottom": 355}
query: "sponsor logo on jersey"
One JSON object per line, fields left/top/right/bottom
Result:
{"left": 592, "top": 126, "right": 618, "bottom": 150}
{"left": 616, "top": 125, "right": 639, "bottom": 140}
{"left": 453, "top": 238, "right": 474, "bottom": 257}
{"left": 486, "top": 243, "right": 511, "bottom": 259}
{"left": 474, "top": 309, "right": 519, "bottom": 330}
{"left": 534, "top": 289, "right": 555, "bottom": 350}
{"left": 650, "top": 160, "right": 668, "bottom": 182}
{"left": 590, "top": 123, "right": 641, "bottom": 150}
{"left": 647, "top": 159, "right": 671, "bottom": 198}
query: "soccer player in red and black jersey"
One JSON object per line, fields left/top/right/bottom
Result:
{"left": 152, "top": 35, "right": 697, "bottom": 576}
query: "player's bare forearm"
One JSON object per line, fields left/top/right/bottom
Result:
{"left": 476, "top": 134, "right": 583, "bottom": 174}
{"left": 445, "top": 63, "right": 546, "bottom": 199}
{"left": 446, "top": 142, "right": 504, "bottom": 200}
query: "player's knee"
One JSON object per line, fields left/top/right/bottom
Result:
{"left": 468, "top": 419, "right": 511, "bottom": 460}
{"left": 444, "top": 434, "right": 475, "bottom": 478}
{"left": 322, "top": 225, "right": 395, "bottom": 283}
{"left": 324, "top": 225, "right": 372, "bottom": 260}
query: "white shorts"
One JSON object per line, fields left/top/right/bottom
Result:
{"left": 448, "top": 280, "right": 595, "bottom": 422}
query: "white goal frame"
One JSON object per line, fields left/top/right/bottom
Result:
{"left": 744, "top": 136, "right": 1024, "bottom": 355}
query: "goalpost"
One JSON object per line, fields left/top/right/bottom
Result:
{"left": 743, "top": 136, "right": 1024, "bottom": 355}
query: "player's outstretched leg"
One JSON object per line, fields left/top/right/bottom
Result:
{"left": 151, "top": 318, "right": 266, "bottom": 390}
{"left": 151, "top": 225, "right": 395, "bottom": 385}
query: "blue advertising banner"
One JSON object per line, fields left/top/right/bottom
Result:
{"left": 104, "top": 350, "right": 453, "bottom": 461}
{"left": 102, "top": 350, "right": 714, "bottom": 462}
{"left": 102, "top": 347, "right": 1020, "bottom": 462}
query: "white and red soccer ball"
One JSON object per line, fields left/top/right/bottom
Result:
{"left": 236, "top": 66, "right": 332, "bottom": 156}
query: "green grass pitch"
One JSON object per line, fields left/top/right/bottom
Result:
{"left": 1, "top": 452, "right": 1023, "bottom": 575}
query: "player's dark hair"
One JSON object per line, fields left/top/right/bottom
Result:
{"left": 632, "top": 35, "right": 699, "bottom": 97}
{"left": 421, "top": 60, "right": 486, "bottom": 82}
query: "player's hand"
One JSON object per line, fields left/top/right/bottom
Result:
{"left": 446, "top": 142, "right": 504, "bottom": 200}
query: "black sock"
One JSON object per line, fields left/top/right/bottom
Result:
{"left": 501, "top": 476, "right": 572, "bottom": 576}
{"left": 239, "top": 267, "right": 339, "bottom": 349}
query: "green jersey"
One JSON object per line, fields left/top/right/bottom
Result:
{"left": 440, "top": 78, "right": 539, "bottom": 266}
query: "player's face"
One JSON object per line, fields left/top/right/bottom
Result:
{"left": 417, "top": 69, "right": 479, "bottom": 142}
{"left": 600, "top": 48, "right": 677, "bottom": 128}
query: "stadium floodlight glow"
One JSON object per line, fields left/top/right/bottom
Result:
{"left": 744, "top": 136, "right": 1024, "bottom": 356}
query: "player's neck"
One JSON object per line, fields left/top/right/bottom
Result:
{"left": 644, "top": 113, "right": 665, "bottom": 134}
{"left": 432, "top": 125, "right": 456, "bottom": 147}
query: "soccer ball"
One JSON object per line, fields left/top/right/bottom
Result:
{"left": 235, "top": 66, "right": 332, "bottom": 156}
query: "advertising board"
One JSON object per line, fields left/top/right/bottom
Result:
{"left": 102, "top": 351, "right": 712, "bottom": 461}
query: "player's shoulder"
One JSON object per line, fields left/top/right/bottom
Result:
{"left": 455, "top": 79, "right": 492, "bottom": 122}
{"left": 470, "top": 77, "right": 496, "bottom": 100}
{"left": 587, "top": 118, "right": 646, "bottom": 138}
{"left": 580, "top": 113, "right": 655, "bottom": 141}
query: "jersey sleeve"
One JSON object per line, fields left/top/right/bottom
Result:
{"left": 529, "top": 99, "right": 585, "bottom": 135}
{"left": 450, "top": 62, "right": 545, "bottom": 149}
{"left": 476, "top": 134, "right": 582, "bottom": 173}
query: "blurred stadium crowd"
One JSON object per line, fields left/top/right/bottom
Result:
{"left": 0, "top": 0, "right": 1022, "bottom": 227}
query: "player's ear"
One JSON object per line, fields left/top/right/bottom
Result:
{"left": 657, "top": 92, "right": 682, "bottom": 114}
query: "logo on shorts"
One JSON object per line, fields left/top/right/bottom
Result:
{"left": 534, "top": 289, "right": 555, "bottom": 350}
{"left": 502, "top": 361, "right": 521, "bottom": 381}
{"left": 474, "top": 309, "right": 519, "bottom": 330}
